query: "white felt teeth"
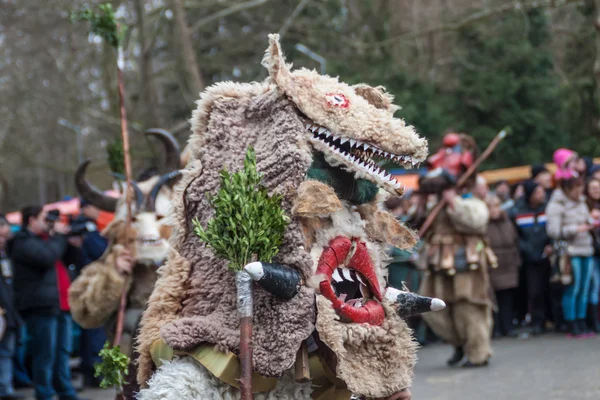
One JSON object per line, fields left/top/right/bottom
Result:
{"left": 356, "top": 273, "right": 366, "bottom": 286}
{"left": 305, "top": 122, "right": 421, "bottom": 192}
{"left": 341, "top": 268, "right": 354, "bottom": 282}
{"left": 332, "top": 269, "right": 343, "bottom": 283}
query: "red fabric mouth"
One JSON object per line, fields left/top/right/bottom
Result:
{"left": 316, "top": 236, "right": 385, "bottom": 326}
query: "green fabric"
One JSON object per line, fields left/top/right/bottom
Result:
{"left": 307, "top": 152, "right": 378, "bottom": 205}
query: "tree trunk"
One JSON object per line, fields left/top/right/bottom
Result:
{"left": 236, "top": 270, "right": 254, "bottom": 400}
{"left": 171, "top": 0, "right": 205, "bottom": 97}
{"left": 134, "top": 0, "right": 162, "bottom": 128}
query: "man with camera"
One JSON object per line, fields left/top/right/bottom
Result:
{"left": 7, "top": 206, "right": 85, "bottom": 400}
{"left": 70, "top": 200, "right": 109, "bottom": 388}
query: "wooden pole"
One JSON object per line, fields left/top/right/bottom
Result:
{"left": 237, "top": 254, "right": 256, "bottom": 400}
{"left": 112, "top": 28, "right": 134, "bottom": 348}
{"left": 418, "top": 129, "right": 509, "bottom": 238}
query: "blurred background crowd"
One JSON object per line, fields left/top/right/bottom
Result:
{"left": 386, "top": 150, "right": 600, "bottom": 347}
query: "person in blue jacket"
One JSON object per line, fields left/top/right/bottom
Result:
{"left": 74, "top": 200, "right": 108, "bottom": 388}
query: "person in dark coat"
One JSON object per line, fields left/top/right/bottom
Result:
{"left": 509, "top": 180, "right": 554, "bottom": 335}
{"left": 486, "top": 195, "right": 522, "bottom": 337}
{"left": 74, "top": 200, "right": 108, "bottom": 387}
{"left": 0, "top": 214, "right": 24, "bottom": 399}
{"left": 7, "top": 206, "right": 83, "bottom": 400}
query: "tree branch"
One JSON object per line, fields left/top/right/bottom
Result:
{"left": 190, "top": 0, "right": 271, "bottom": 33}
{"left": 278, "top": 0, "right": 311, "bottom": 39}
{"left": 352, "top": 0, "right": 585, "bottom": 49}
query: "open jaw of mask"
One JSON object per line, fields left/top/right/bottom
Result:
{"left": 305, "top": 122, "right": 422, "bottom": 196}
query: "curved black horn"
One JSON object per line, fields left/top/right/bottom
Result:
{"left": 146, "top": 170, "right": 182, "bottom": 212}
{"left": 75, "top": 160, "right": 118, "bottom": 212}
{"left": 145, "top": 129, "right": 181, "bottom": 172}
{"left": 110, "top": 173, "right": 145, "bottom": 212}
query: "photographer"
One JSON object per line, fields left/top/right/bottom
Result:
{"left": 70, "top": 200, "right": 109, "bottom": 388}
{"left": 7, "top": 206, "right": 84, "bottom": 400}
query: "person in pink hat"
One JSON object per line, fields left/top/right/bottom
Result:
{"left": 546, "top": 148, "right": 595, "bottom": 337}
{"left": 553, "top": 148, "right": 579, "bottom": 181}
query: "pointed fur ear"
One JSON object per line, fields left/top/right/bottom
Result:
{"left": 262, "top": 33, "right": 293, "bottom": 89}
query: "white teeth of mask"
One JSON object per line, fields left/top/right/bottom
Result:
{"left": 342, "top": 268, "right": 354, "bottom": 282}
{"left": 332, "top": 269, "right": 343, "bottom": 283}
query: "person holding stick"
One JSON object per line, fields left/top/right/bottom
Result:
{"left": 68, "top": 130, "right": 182, "bottom": 399}
{"left": 418, "top": 133, "right": 495, "bottom": 368}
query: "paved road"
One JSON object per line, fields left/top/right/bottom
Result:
{"left": 16, "top": 333, "right": 600, "bottom": 399}
{"left": 412, "top": 333, "right": 600, "bottom": 400}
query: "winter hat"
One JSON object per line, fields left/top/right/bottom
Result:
{"left": 530, "top": 164, "right": 548, "bottom": 179}
{"left": 553, "top": 148, "right": 577, "bottom": 169}
{"left": 553, "top": 148, "right": 579, "bottom": 181}
{"left": 590, "top": 164, "right": 600, "bottom": 176}
{"left": 523, "top": 180, "right": 540, "bottom": 204}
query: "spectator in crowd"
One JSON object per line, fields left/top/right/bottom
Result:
{"left": 546, "top": 158, "right": 595, "bottom": 336}
{"left": 531, "top": 164, "right": 553, "bottom": 197}
{"left": 585, "top": 178, "right": 600, "bottom": 332}
{"left": 494, "top": 180, "right": 514, "bottom": 211}
{"left": 510, "top": 180, "right": 553, "bottom": 335}
{"left": 511, "top": 182, "right": 525, "bottom": 202}
{"left": 589, "top": 164, "right": 600, "bottom": 182}
{"left": 575, "top": 156, "right": 593, "bottom": 179}
{"left": 473, "top": 174, "right": 489, "bottom": 200}
{"left": 486, "top": 195, "right": 522, "bottom": 337}
{"left": 75, "top": 200, "right": 108, "bottom": 387}
{"left": 7, "top": 206, "right": 83, "bottom": 400}
{"left": 0, "top": 214, "right": 24, "bottom": 400}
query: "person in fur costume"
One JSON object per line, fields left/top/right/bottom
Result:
{"left": 135, "top": 34, "right": 446, "bottom": 400}
{"left": 67, "top": 130, "right": 182, "bottom": 398}
{"left": 418, "top": 133, "right": 494, "bottom": 368}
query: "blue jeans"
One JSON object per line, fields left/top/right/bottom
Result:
{"left": 562, "top": 256, "right": 594, "bottom": 321}
{"left": 13, "top": 323, "right": 32, "bottom": 386}
{"left": 590, "top": 257, "right": 600, "bottom": 305}
{"left": 0, "top": 329, "right": 16, "bottom": 396}
{"left": 25, "top": 312, "right": 77, "bottom": 400}
{"left": 80, "top": 326, "right": 106, "bottom": 375}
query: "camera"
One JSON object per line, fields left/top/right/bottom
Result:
{"left": 68, "top": 215, "right": 96, "bottom": 237}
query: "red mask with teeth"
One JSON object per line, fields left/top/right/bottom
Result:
{"left": 316, "top": 236, "right": 385, "bottom": 326}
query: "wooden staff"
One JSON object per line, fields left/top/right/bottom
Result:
{"left": 418, "top": 129, "right": 509, "bottom": 238}
{"left": 112, "top": 24, "right": 134, "bottom": 347}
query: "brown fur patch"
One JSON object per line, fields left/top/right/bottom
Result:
{"left": 136, "top": 249, "right": 192, "bottom": 386}
{"left": 292, "top": 180, "right": 343, "bottom": 217}
{"left": 315, "top": 296, "right": 417, "bottom": 398}
{"left": 357, "top": 203, "right": 418, "bottom": 250}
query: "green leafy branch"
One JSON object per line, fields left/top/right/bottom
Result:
{"left": 193, "top": 147, "right": 289, "bottom": 271}
{"left": 70, "top": 3, "right": 126, "bottom": 48}
{"left": 94, "top": 341, "right": 130, "bottom": 391}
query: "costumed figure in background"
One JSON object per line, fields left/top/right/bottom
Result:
{"left": 68, "top": 130, "right": 182, "bottom": 398}
{"left": 135, "top": 34, "right": 445, "bottom": 400}
{"left": 418, "top": 133, "right": 495, "bottom": 368}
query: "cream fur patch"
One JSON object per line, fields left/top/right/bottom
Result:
{"left": 138, "top": 356, "right": 313, "bottom": 400}
{"left": 315, "top": 296, "right": 417, "bottom": 398}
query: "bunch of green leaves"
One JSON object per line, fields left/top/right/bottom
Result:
{"left": 70, "top": 3, "right": 125, "bottom": 48}
{"left": 94, "top": 342, "right": 129, "bottom": 390}
{"left": 106, "top": 139, "right": 125, "bottom": 175}
{"left": 193, "top": 147, "right": 289, "bottom": 272}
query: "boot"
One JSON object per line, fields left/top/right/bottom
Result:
{"left": 589, "top": 304, "right": 600, "bottom": 333}
{"left": 578, "top": 319, "right": 590, "bottom": 334}
{"left": 462, "top": 359, "right": 489, "bottom": 368}
{"left": 446, "top": 346, "right": 464, "bottom": 366}
{"left": 568, "top": 320, "right": 582, "bottom": 337}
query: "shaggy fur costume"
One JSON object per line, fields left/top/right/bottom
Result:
{"left": 419, "top": 196, "right": 494, "bottom": 364}
{"left": 137, "top": 34, "right": 429, "bottom": 398}
{"left": 138, "top": 357, "right": 312, "bottom": 400}
{"left": 315, "top": 297, "right": 417, "bottom": 398}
